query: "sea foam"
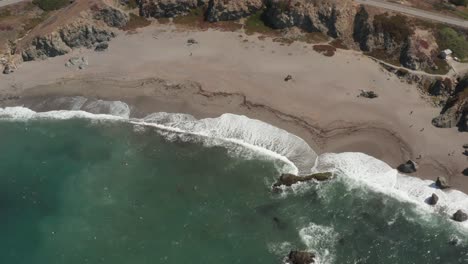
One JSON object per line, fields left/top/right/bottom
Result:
{"left": 315, "top": 152, "right": 468, "bottom": 229}
{"left": 1, "top": 106, "right": 467, "bottom": 230}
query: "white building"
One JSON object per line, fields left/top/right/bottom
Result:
{"left": 440, "top": 49, "right": 453, "bottom": 59}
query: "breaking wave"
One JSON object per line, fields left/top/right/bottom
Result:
{"left": 299, "top": 223, "right": 338, "bottom": 264}
{"left": 0, "top": 106, "right": 317, "bottom": 175}
{"left": 315, "top": 152, "right": 468, "bottom": 229}
{"left": 1, "top": 103, "right": 467, "bottom": 231}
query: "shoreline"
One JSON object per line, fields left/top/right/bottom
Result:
{"left": 0, "top": 24, "right": 467, "bottom": 193}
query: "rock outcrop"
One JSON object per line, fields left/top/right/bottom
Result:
{"left": 286, "top": 250, "right": 315, "bottom": 264}
{"left": 262, "top": 0, "right": 355, "bottom": 38}
{"left": 432, "top": 76, "right": 468, "bottom": 131}
{"left": 2, "top": 63, "right": 15, "bottom": 74}
{"left": 397, "top": 160, "right": 418, "bottom": 173}
{"left": 453, "top": 210, "right": 468, "bottom": 222}
{"left": 60, "top": 24, "right": 114, "bottom": 49}
{"left": 427, "top": 193, "right": 439, "bottom": 205}
{"left": 95, "top": 42, "right": 109, "bottom": 51}
{"left": 435, "top": 176, "right": 450, "bottom": 189}
{"left": 428, "top": 78, "right": 454, "bottom": 97}
{"left": 205, "top": 0, "right": 263, "bottom": 22}
{"left": 22, "top": 23, "right": 115, "bottom": 61}
{"left": 463, "top": 168, "right": 468, "bottom": 176}
{"left": 273, "top": 172, "right": 333, "bottom": 189}
{"left": 139, "top": 0, "right": 202, "bottom": 18}
{"left": 94, "top": 6, "right": 129, "bottom": 28}
{"left": 22, "top": 32, "right": 72, "bottom": 61}
{"left": 352, "top": 7, "right": 438, "bottom": 71}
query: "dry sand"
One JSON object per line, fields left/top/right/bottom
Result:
{"left": 1, "top": 24, "right": 467, "bottom": 192}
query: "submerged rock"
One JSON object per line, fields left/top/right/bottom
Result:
{"left": 273, "top": 172, "right": 333, "bottom": 189}
{"left": 286, "top": 250, "right": 315, "bottom": 264}
{"left": 435, "top": 176, "right": 450, "bottom": 189}
{"left": 452, "top": 210, "right": 468, "bottom": 222}
{"left": 427, "top": 193, "right": 439, "bottom": 205}
{"left": 397, "top": 160, "right": 418, "bottom": 173}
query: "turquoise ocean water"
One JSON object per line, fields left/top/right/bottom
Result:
{"left": 0, "top": 116, "right": 467, "bottom": 264}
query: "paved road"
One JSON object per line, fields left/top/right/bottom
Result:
{"left": 356, "top": 0, "right": 468, "bottom": 29}
{"left": 0, "top": 0, "right": 26, "bottom": 8}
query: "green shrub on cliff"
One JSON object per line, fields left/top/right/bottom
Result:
{"left": 373, "top": 14, "right": 413, "bottom": 43}
{"left": 437, "top": 27, "right": 468, "bottom": 60}
{"left": 32, "top": 0, "right": 69, "bottom": 11}
{"left": 449, "top": 0, "right": 468, "bottom": 6}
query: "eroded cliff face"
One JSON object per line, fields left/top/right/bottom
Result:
{"left": 432, "top": 77, "right": 468, "bottom": 132}
{"left": 205, "top": 0, "right": 264, "bottom": 22}
{"left": 20, "top": 3, "right": 126, "bottom": 61}
{"left": 138, "top": 0, "right": 202, "bottom": 18}
{"left": 262, "top": 0, "right": 355, "bottom": 38}
{"left": 18, "top": 0, "right": 442, "bottom": 73}
{"left": 352, "top": 6, "right": 438, "bottom": 71}
{"left": 22, "top": 22, "right": 115, "bottom": 61}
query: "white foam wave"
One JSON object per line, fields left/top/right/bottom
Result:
{"left": 316, "top": 152, "right": 468, "bottom": 230}
{"left": 0, "top": 106, "right": 124, "bottom": 121}
{"left": 2, "top": 106, "right": 468, "bottom": 231}
{"left": 141, "top": 112, "right": 318, "bottom": 175}
{"left": 0, "top": 107, "right": 316, "bottom": 175}
{"left": 299, "top": 223, "right": 338, "bottom": 264}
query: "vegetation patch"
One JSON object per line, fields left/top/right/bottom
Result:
{"left": 313, "top": 45, "right": 336, "bottom": 57}
{"left": 172, "top": 7, "right": 242, "bottom": 31}
{"left": 244, "top": 10, "right": 275, "bottom": 35}
{"left": 32, "top": 0, "right": 70, "bottom": 11}
{"left": 426, "top": 57, "right": 451, "bottom": 75}
{"left": 365, "top": 49, "right": 401, "bottom": 66}
{"left": 125, "top": 0, "right": 139, "bottom": 10}
{"left": 20, "top": 11, "right": 50, "bottom": 36}
{"left": 173, "top": 7, "right": 204, "bottom": 27}
{"left": 121, "top": 13, "right": 151, "bottom": 31}
{"left": 330, "top": 39, "right": 349, "bottom": 50}
{"left": 436, "top": 27, "right": 468, "bottom": 61}
{"left": 373, "top": 14, "right": 413, "bottom": 43}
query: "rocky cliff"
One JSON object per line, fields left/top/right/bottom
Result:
{"left": 21, "top": 3, "right": 125, "bottom": 61}
{"left": 352, "top": 7, "right": 438, "bottom": 71}
{"left": 137, "top": 0, "right": 438, "bottom": 71}
{"left": 22, "top": 23, "right": 115, "bottom": 61}
{"left": 139, "top": 0, "right": 202, "bottom": 18}
{"left": 206, "top": 0, "right": 264, "bottom": 22}
{"left": 432, "top": 77, "right": 468, "bottom": 132}
{"left": 262, "top": 0, "right": 355, "bottom": 38}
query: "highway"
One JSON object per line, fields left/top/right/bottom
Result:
{"left": 1, "top": 0, "right": 467, "bottom": 28}
{"left": 0, "top": 0, "right": 27, "bottom": 8}
{"left": 356, "top": 0, "right": 468, "bottom": 29}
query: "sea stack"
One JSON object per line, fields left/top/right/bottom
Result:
{"left": 286, "top": 250, "right": 316, "bottom": 264}
{"left": 435, "top": 176, "right": 450, "bottom": 189}
{"left": 273, "top": 172, "right": 333, "bottom": 188}
{"left": 427, "top": 193, "right": 439, "bottom": 205}
{"left": 452, "top": 210, "right": 468, "bottom": 222}
{"left": 397, "top": 160, "right": 418, "bottom": 173}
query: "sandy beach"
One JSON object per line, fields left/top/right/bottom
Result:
{"left": 1, "top": 23, "right": 467, "bottom": 192}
